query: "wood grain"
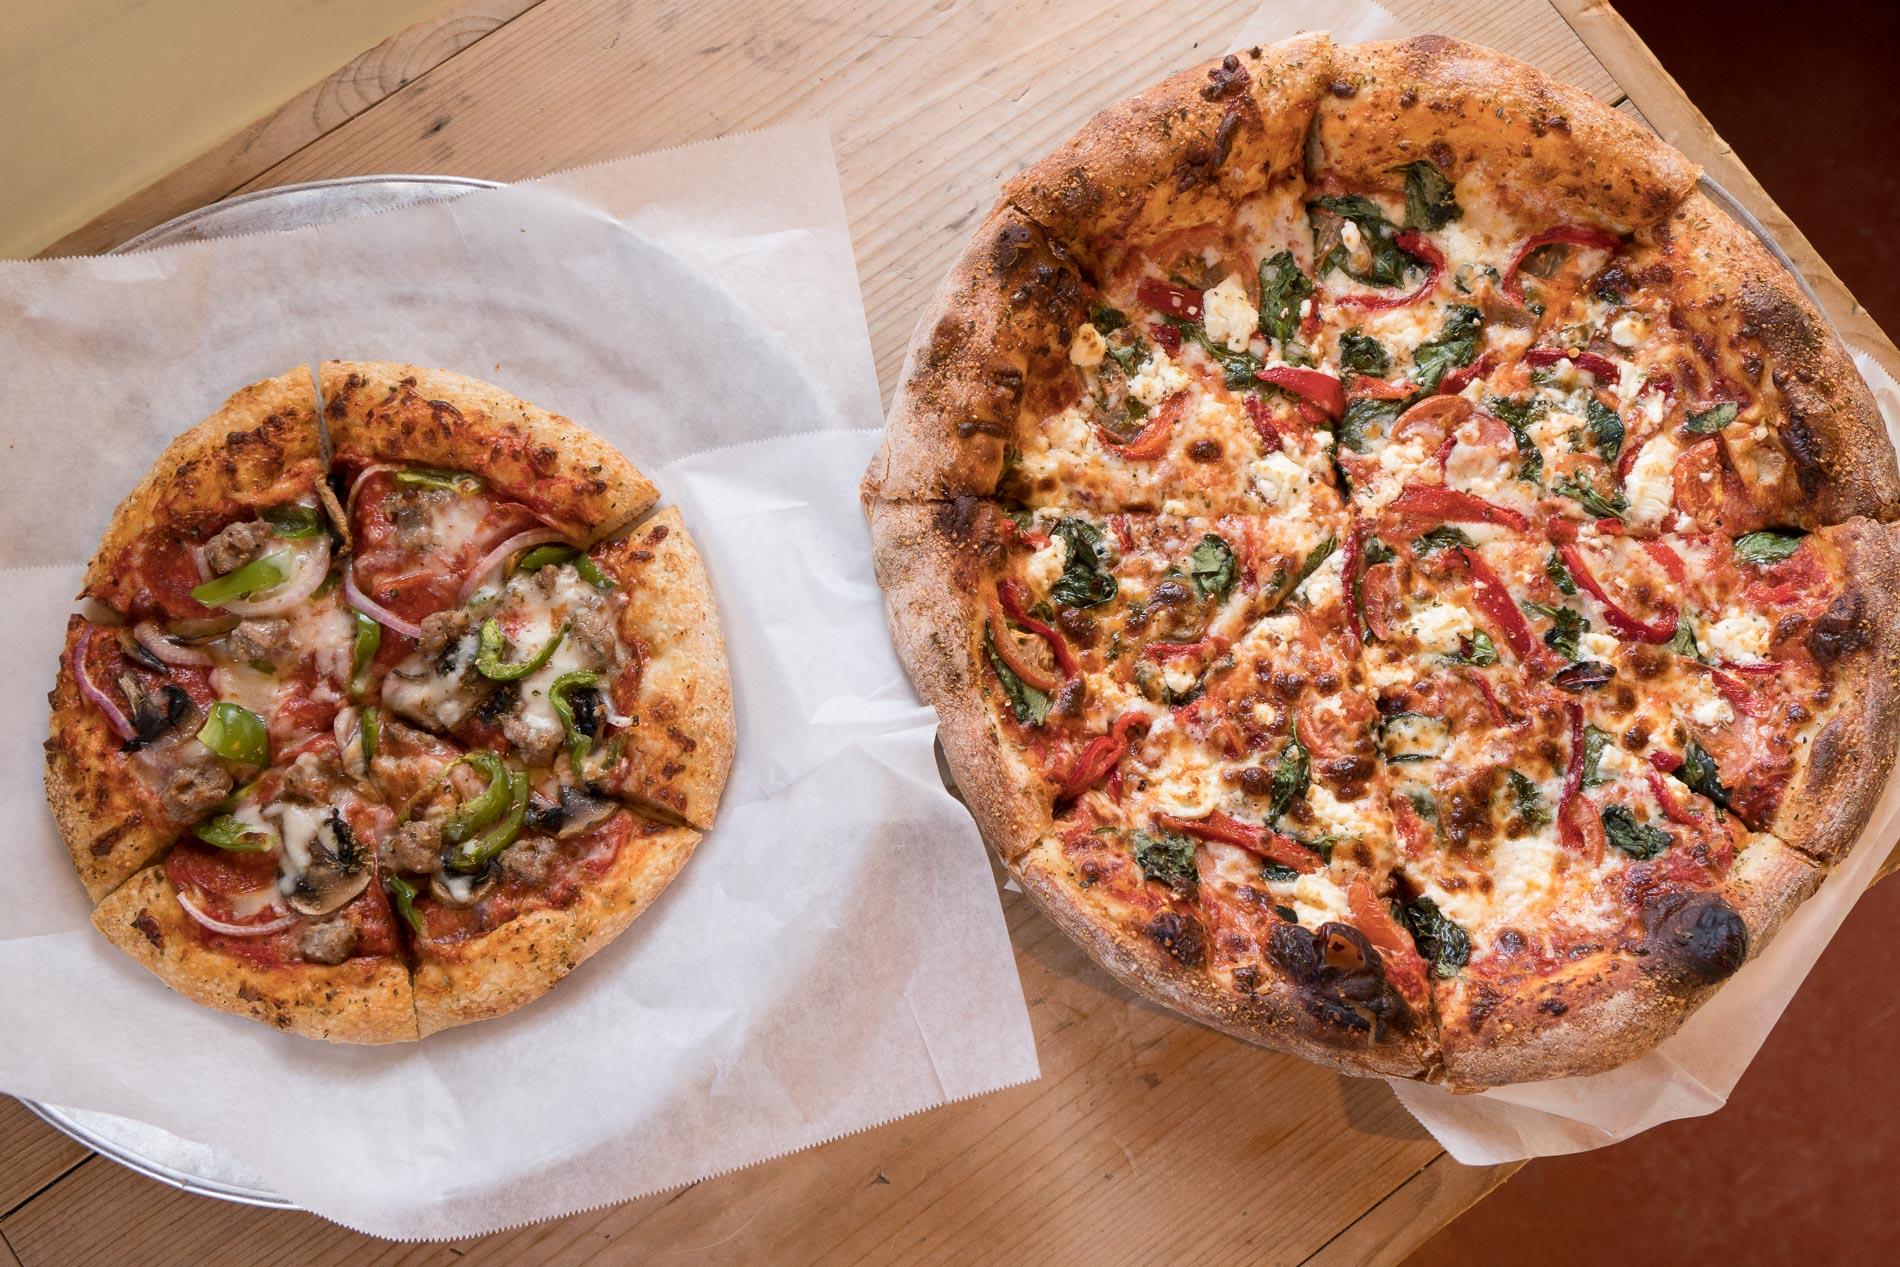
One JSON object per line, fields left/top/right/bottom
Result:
{"left": 0, "top": 1101, "right": 86, "bottom": 1219}
{"left": 1304, "top": 1154, "right": 1524, "bottom": 1267}
{"left": 36, "top": 0, "right": 544, "bottom": 259}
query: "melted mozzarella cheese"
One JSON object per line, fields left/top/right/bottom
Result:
{"left": 1579, "top": 630, "right": 1621, "bottom": 662}
{"left": 1299, "top": 550, "right": 1344, "bottom": 607}
{"left": 1022, "top": 537, "right": 1067, "bottom": 596}
{"left": 382, "top": 633, "right": 478, "bottom": 728}
{"left": 1200, "top": 274, "right": 1258, "bottom": 353}
{"left": 1069, "top": 322, "right": 1106, "bottom": 368}
{"left": 1126, "top": 349, "right": 1189, "bottom": 407}
{"left": 1250, "top": 450, "right": 1308, "bottom": 508}
{"left": 1406, "top": 603, "right": 1475, "bottom": 655}
{"left": 1287, "top": 871, "right": 1352, "bottom": 926}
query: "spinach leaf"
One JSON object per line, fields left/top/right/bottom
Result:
{"left": 1414, "top": 524, "right": 1475, "bottom": 555}
{"left": 1676, "top": 739, "right": 1733, "bottom": 811}
{"left": 1545, "top": 549, "right": 1578, "bottom": 595}
{"left": 1401, "top": 896, "right": 1471, "bottom": 978}
{"left": 1337, "top": 397, "right": 1399, "bottom": 452}
{"left": 1261, "top": 862, "right": 1300, "bottom": 884}
{"left": 1188, "top": 534, "right": 1238, "bottom": 601}
{"left": 1585, "top": 398, "right": 1625, "bottom": 465}
{"left": 1685, "top": 402, "right": 1738, "bottom": 435}
{"left": 1734, "top": 529, "right": 1805, "bottom": 566}
{"left": 1393, "top": 159, "right": 1462, "bottom": 231}
{"left": 1380, "top": 712, "right": 1448, "bottom": 764}
{"left": 1310, "top": 195, "right": 1412, "bottom": 288}
{"left": 982, "top": 627, "right": 1052, "bottom": 726}
{"left": 1131, "top": 829, "right": 1199, "bottom": 895}
{"left": 1363, "top": 536, "right": 1396, "bottom": 566}
{"left": 1485, "top": 395, "right": 1546, "bottom": 485}
{"left": 1552, "top": 470, "right": 1627, "bottom": 520}
{"left": 1089, "top": 301, "right": 1129, "bottom": 334}
{"left": 1291, "top": 535, "right": 1339, "bottom": 594}
{"left": 1582, "top": 725, "right": 1614, "bottom": 786}
{"left": 1269, "top": 727, "right": 1311, "bottom": 822}
{"left": 1525, "top": 601, "right": 1586, "bottom": 660}
{"left": 1669, "top": 611, "right": 1707, "bottom": 662}
{"left": 1339, "top": 329, "right": 1390, "bottom": 375}
{"left": 1103, "top": 335, "right": 1147, "bottom": 377}
{"left": 1507, "top": 770, "right": 1551, "bottom": 828}
{"left": 1049, "top": 518, "right": 1118, "bottom": 608}
{"left": 1257, "top": 251, "right": 1314, "bottom": 346}
{"left": 1602, "top": 804, "right": 1672, "bottom": 860}
{"left": 1411, "top": 305, "right": 1484, "bottom": 394}
{"left": 1450, "top": 630, "right": 1498, "bottom": 666}
{"left": 1177, "top": 320, "right": 1264, "bottom": 388}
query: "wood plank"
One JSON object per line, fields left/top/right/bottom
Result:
{"left": 0, "top": 1226, "right": 23, "bottom": 1267}
{"left": 1302, "top": 1155, "right": 1523, "bottom": 1267}
{"left": 0, "top": 1101, "right": 87, "bottom": 1218}
{"left": 36, "top": 0, "right": 545, "bottom": 259}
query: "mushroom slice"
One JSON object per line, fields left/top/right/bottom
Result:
{"left": 430, "top": 867, "right": 497, "bottom": 908}
{"left": 551, "top": 785, "right": 617, "bottom": 839}
{"left": 283, "top": 810, "right": 373, "bottom": 917}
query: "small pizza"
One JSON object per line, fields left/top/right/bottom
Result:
{"left": 865, "top": 35, "right": 1900, "bottom": 1085}
{"left": 51, "top": 362, "right": 734, "bottom": 1042}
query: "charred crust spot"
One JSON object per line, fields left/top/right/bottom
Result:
{"left": 1398, "top": 88, "right": 1418, "bottom": 108}
{"left": 1145, "top": 910, "right": 1206, "bottom": 968}
{"left": 1328, "top": 79, "right": 1357, "bottom": 98}
{"left": 643, "top": 522, "right": 671, "bottom": 547}
{"left": 1784, "top": 415, "right": 1828, "bottom": 493}
{"left": 132, "top": 909, "right": 163, "bottom": 948}
{"left": 1808, "top": 592, "right": 1867, "bottom": 663}
{"left": 1537, "top": 997, "right": 1569, "bottom": 1016}
{"left": 1201, "top": 54, "right": 1250, "bottom": 101}
{"left": 1267, "top": 921, "right": 1408, "bottom": 1037}
{"left": 1187, "top": 439, "right": 1222, "bottom": 463}
{"left": 89, "top": 816, "right": 143, "bottom": 858}
{"left": 1642, "top": 892, "right": 1748, "bottom": 986}
{"left": 665, "top": 726, "right": 697, "bottom": 754}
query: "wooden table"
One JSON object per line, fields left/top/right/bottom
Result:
{"left": 7, "top": 2, "right": 1897, "bottom": 1262}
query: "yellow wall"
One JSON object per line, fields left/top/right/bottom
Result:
{"left": 1, "top": 0, "right": 445, "bottom": 257}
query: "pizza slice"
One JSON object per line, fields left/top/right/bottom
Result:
{"left": 868, "top": 497, "right": 1438, "bottom": 1073}
{"left": 365, "top": 715, "right": 699, "bottom": 1037}
{"left": 90, "top": 732, "right": 416, "bottom": 1044}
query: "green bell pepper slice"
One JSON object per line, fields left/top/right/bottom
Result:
{"left": 385, "top": 873, "right": 426, "bottom": 936}
{"left": 516, "top": 544, "right": 578, "bottom": 572}
{"left": 440, "top": 751, "right": 511, "bottom": 845}
{"left": 446, "top": 767, "right": 529, "bottom": 873}
{"left": 549, "top": 670, "right": 603, "bottom": 777}
{"left": 262, "top": 503, "right": 323, "bottom": 538}
{"left": 360, "top": 705, "right": 380, "bottom": 763}
{"left": 393, "top": 467, "right": 485, "bottom": 495}
{"left": 190, "top": 549, "right": 291, "bottom": 607}
{"left": 195, "top": 813, "right": 274, "bottom": 852}
{"left": 349, "top": 610, "right": 382, "bottom": 696}
{"left": 196, "top": 701, "right": 269, "bottom": 766}
{"left": 475, "top": 618, "right": 567, "bottom": 682}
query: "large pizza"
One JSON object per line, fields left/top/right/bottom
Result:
{"left": 47, "top": 362, "right": 734, "bottom": 1042}
{"left": 863, "top": 35, "right": 1900, "bottom": 1086}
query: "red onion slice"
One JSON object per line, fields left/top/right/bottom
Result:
{"left": 343, "top": 562, "right": 424, "bottom": 640}
{"left": 176, "top": 889, "right": 299, "bottom": 938}
{"left": 345, "top": 463, "right": 401, "bottom": 518}
{"left": 133, "top": 620, "right": 212, "bottom": 667}
{"left": 218, "top": 537, "right": 332, "bottom": 618}
{"left": 73, "top": 625, "right": 137, "bottom": 742}
{"left": 457, "top": 529, "right": 569, "bottom": 604}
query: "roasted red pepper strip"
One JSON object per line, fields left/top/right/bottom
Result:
{"left": 1390, "top": 483, "right": 1531, "bottom": 531}
{"left": 1503, "top": 225, "right": 1623, "bottom": 299}
{"left": 1643, "top": 540, "right": 1687, "bottom": 585}
{"left": 1694, "top": 663, "right": 1756, "bottom": 717}
{"left": 1650, "top": 749, "right": 1683, "bottom": 774}
{"left": 1149, "top": 322, "right": 1182, "bottom": 355}
{"left": 1454, "top": 546, "right": 1542, "bottom": 666}
{"left": 1347, "top": 876, "right": 1430, "bottom": 991}
{"left": 1256, "top": 365, "right": 1345, "bottom": 421}
{"left": 1335, "top": 231, "right": 1444, "bottom": 311}
{"left": 1342, "top": 518, "right": 1367, "bottom": 642}
{"left": 986, "top": 609, "right": 1061, "bottom": 693}
{"left": 1523, "top": 346, "right": 1621, "bottom": 381}
{"left": 1648, "top": 769, "right": 1703, "bottom": 825}
{"left": 1242, "top": 395, "right": 1282, "bottom": 451}
{"left": 1141, "top": 633, "right": 1229, "bottom": 661}
{"left": 1557, "top": 701, "right": 1587, "bottom": 853}
{"left": 1154, "top": 812, "right": 1323, "bottom": 874}
{"left": 1347, "top": 376, "right": 1413, "bottom": 401}
{"left": 1437, "top": 352, "right": 1494, "bottom": 397}
{"left": 1096, "top": 393, "right": 1180, "bottom": 460}
{"left": 996, "top": 578, "right": 1079, "bottom": 679}
{"left": 1466, "top": 667, "right": 1509, "bottom": 726}
{"left": 1716, "top": 658, "right": 1782, "bottom": 675}
{"left": 1558, "top": 542, "right": 1679, "bottom": 644}
{"left": 1057, "top": 711, "right": 1151, "bottom": 800}
{"left": 1136, "top": 277, "right": 1203, "bottom": 322}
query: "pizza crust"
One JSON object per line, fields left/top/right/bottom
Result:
{"left": 864, "top": 498, "right": 1056, "bottom": 861}
{"left": 1003, "top": 34, "right": 1332, "bottom": 277}
{"left": 44, "top": 619, "right": 182, "bottom": 900}
{"left": 1312, "top": 37, "right": 1699, "bottom": 233}
{"left": 92, "top": 864, "right": 419, "bottom": 1045}
{"left": 590, "top": 508, "right": 736, "bottom": 831}
{"left": 1769, "top": 519, "right": 1900, "bottom": 862}
{"left": 1436, "top": 836, "right": 1820, "bottom": 1089}
{"left": 1660, "top": 191, "right": 1900, "bottom": 527}
{"left": 1012, "top": 844, "right": 1438, "bottom": 1079}
{"left": 321, "top": 361, "right": 658, "bottom": 545}
{"left": 82, "top": 366, "right": 324, "bottom": 613}
{"left": 411, "top": 818, "right": 700, "bottom": 1037}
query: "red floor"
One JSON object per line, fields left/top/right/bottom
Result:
{"left": 1409, "top": 3, "right": 1900, "bottom": 1261}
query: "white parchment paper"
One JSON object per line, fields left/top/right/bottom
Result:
{"left": 0, "top": 121, "right": 1038, "bottom": 1238}
{"left": 1235, "top": 1, "right": 1900, "bottom": 1162}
